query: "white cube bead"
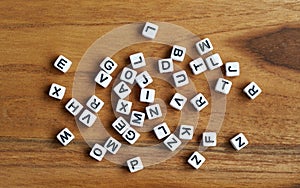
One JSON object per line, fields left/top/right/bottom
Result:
{"left": 225, "top": 62, "right": 240, "bottom": 77}
{"left": 173, "top": 70, "right": 189, "bottom": 87}
{"left": 79, "top": 109, "right": 97, "bottom": 127}
{"left": 205, "top": 53, "right": 223, "bottom": 70}
{"left": 140, "top": 88, "right": 155, "bottom": 103}
{"left": 190, "top": 93, "right": 209, "bottom": 112}
{"left": 95, "top": 70, "right": 113, "bottom": 88}
{"left": 146, "top": 104, "right": 162, "bottom": 120}
{"left": 116, "top": 99, "right": 132, "bottom": 115}
{"left": 230, "top": 133, "right": 249, "bottom": 151}
{"left": 202, "top": 132, "right": 217, "bottom": 147}
{"left": 243, "top": 82, "right": 262, "bottom": 100}
{"left": 99, "top": 57, "right": 118, "bottom": 75}
{"left": 89, "top": 143, "right": 107, "bottom": 161}
{"left": 142, "top": 22, "right": 159, "bottom": 39}
{"left": 130, "top": 52, "right": 146, "bottom": 69}
{"left": 113, "top": 81, "right": 131, "bottom": 99}
{"left": 86, "top": 95, "right": 104, "bottom": 113}
{"left": 215, "top": 78, "right": 232, "bottom": 95}
{"left": 179, "top": 125, "right": 194, "bottom": 140}
{"left": 130, "top": 111, "right": 145, "bottom": 127}
{"left": 49, "top": 83, "right": 66, "bottom": 100}
{"left": 122, "top": 127, "right": 140, "bottom": 145}
{"left": 104, "top": 137, "right": 122, "bottom": 154}
{"left": 195, "top": 38, "right": 213, "bottom": 56}
{"left": 65, "top": 98, "right": 83, "bottom": 116}
{"left": 112, "top": 116, "right": 130, "bottom": 134}
{"left": 171, "top": 45, "right": 186, "bottom": 62}
{"left": 187, "top": 151, "right": 206, "bottom": 169}
{"left": 163, "top": 134, "right": 182, "bottom": 151}
{"left": 189, "top": 57, "right": 207, "bottom": 75}
{"left": 153, "top": 122, "right": 171, "bottom": 140}
{"left": 169, "top": 93, "right": 187, "bottom": 110}
{"left": 135, "top": 71, "right": 153, "bottom": 88}
{"left": 56, "top": 128, "right": 75, "bottom": 146}
{"left": 127, "top": 157, "right": 144, "bottom": 173}
{"left": 53, "top": 55, "right": 72, "bottom": 73}
{"left": 120, "top": 67, "right": 137, "bottom": 84}
{"left": 158, "top": 58, "right": 174, "bottom": 73}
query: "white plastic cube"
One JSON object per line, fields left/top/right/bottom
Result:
{"left": 171, "top": 45, "right": 186, "bottom": 62}
{"left": 65, "top": 98, "right": 83, "bottom": 116}
{"left": 112, "top": 116, "right": 130, "bottom": 135}
{"left": 79, "top": 109, "right": 97, "bottom": 127}
{"left": 189, "top": 57, "right": 207, "bottom": 75}
{"left": 153, "top": 122, "right": 171, "bottom": 140}
{"left": 130, "top": 111, "right": 145, "bottom": 127}
{"left": 89, "top": 143, "right": 107, "bottom": 161}
{"left": 205, "top": 53, "right": 223, "bottom": 70}
{"left": 104, "top": 137, "right": 122, "bottom": 154}
{"left": 142, "top": 22, "right": 159, "bottom": 39}
{"left": 146, "top": 104, "right": 162, "bottom": 120}
{"left": 190, "top": 93, "right": 209, "bottom": 112}
{"left": 163, "top": 134, "right": 182, "bottom": 151}
{"left": 202, "top": 132, "right": 217, "bottom": 147}
{"left": 56, "top": 128, "right": 75, "bottom": 146}
{"left": 225, "top": 62, "right": 240, "bottom": 77}
{"left": 243, "top": 82, "right": 262, "bottom": 100}
{"left": 116, "top": 99, "right": 132, "bottom": 115}
{"left": 122, "top": 127, "right": 140, "bottom": 145}
{"left": 49, "top": 83, "right": 66, "bottom": 100}
{"left": 215, "top": 78, "right": 232, "bottom": 95}
{"left": 158, "top": 58, "right": 174, "bottom": 73}
{"left": 230, "top": 133, "right": 249, "bottom": 151}
{"left": 86, "top": 95, "right": 104, "bottom": 113}
{"left": 113, "top": 81, "right": 131, "bottom": 99}
{"left": 187, "top": 151, "right": 206, "bottom": 169}
{"left": 127, "top": 157, "right": 144, "bottom": 173}
{"left": 99, "top": 57, "right": 118, "bottom": 74}
{"left": 120, "top": 67, "right": 137, "bottom": 84}
{"left": 95, "top": 70, "right": 113, "bottom": 88}
{"left": 53, "top": 55, "right": 72, "bottom": 73}
{"left": 169, "top": 93, "right": 187, "bottom": 110}
{"left": 135, "top": 71, "right": 153, "bottom": 88}
{"left": 195, "top": 38, "right": 213, "bottom": 56}
{"left": 179, "top": 125, "right": 194, "bottom": 140}
{"left": 130, "top": 52, "right": 146, "bottom": 69}
{"left": 140, "top": 88, "right": 155, "bottom": 103}
{"left": 173, "top": 70, "right": 189, "bottom": 87}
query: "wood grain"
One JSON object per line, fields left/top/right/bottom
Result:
{"left": 0, "top": 1, "right": 299, "bottom": 187}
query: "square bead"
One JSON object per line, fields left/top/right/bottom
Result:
{"left": 120, "top": 67, "right": 137, "bottom": 84}
{"left": 230, "top": 133, "right": 249, "bottom": 151}
{"left": 86, "top": 95, "right": 104, "bottom": 113}
{"left": 56, "top": 128, "right": 75, "bottom": 146}
{"left": 116, "top": 99, "right": 132, "bottom": 115}
{"left": 171, "top": 45, "right": 186, "bottom": 62}
{"left": 79, "top": 109, "right": 97, "bottom": 127}
{"left": 112, "top": 116, "right": 130, "bottom": 135}
{"left": 99, "top": 57, "right": 118, "bottom": 74}
{"left": 113, "top": 81, "right": 131, "bottom": 99}
{"left": 215, "top": 78, "right": 232, "bottom": 95}
{"left": 195, "top": 38, "right": 213, "bottom": 56}
{"left": 225, "top": 62, "right": 240, "bottom": 77}
{"left": 158, "top": 58, "right": 174, "bottom": 73}
{"left": 130, "top": 111, "right": 145, "bottom": 127}
{"left": 95, "top": 70, "right": 113, "bottom": 88}
{"left": 202, "top": 132, "right": 217, "bottom": 147}
{"left": 89, "top": 143, "right": 107, "bottom": 161}
{"left": 49, "top": 83, "right": 66, "bottom": 100}
{"left": 190, "top": 93, "right": 209, "bottom": 112}
{"left": 189, "top": 57, "right": 207, "bottom": 75}
{"left": 53, "top": 55, "right": 72, "bottom": 73}
{"left": 135, "top": 71, "right": 153, "bottom": 88}
{"left": 153, "top": 122, "right": 171, "bottom": 140}
{"left": 179, "top": 125, "right": 194, "bottom": 140}
{"left": 169, "top": 93, "right": 187, "bottom": 110}
{"left": 205, "top": 53, "right": 223, "bottom": 70}
{"left": 163, "top": 134, "right": 182, "bottom": 151}
{"left": 140, "top": 88, "right": 155, "bottom": 103}
{"left": 104, "top": 137, "right": 122, "bottom": 154}
{"left": 122, "top": 127, "right": 140, "bottom": 145}
{"left": 127, "top": 157, "right": 144, "bottom": 173}
{"left": 187, "top": 151, "right": 206, "bottom": 169}
{"left": 130, "top": 52, "right": 146, "bottom": 69}
{"left": 146, "top": 104, "right": 162, "bottom": 120}
{"left": 142, "top": 22, "right": 159, "bottom": 39}
{"left": 65, "top": 98, "right": 83, "bottom": 116}
{"left": 173, "top": 70, "right": 189, "bottom": 87}
{"left": 243, "top": 82, "right": 262, "bottom": 100}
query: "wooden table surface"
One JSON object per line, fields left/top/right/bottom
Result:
{"left": 0, "top": 1, "right": 299, "bottom": 187}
